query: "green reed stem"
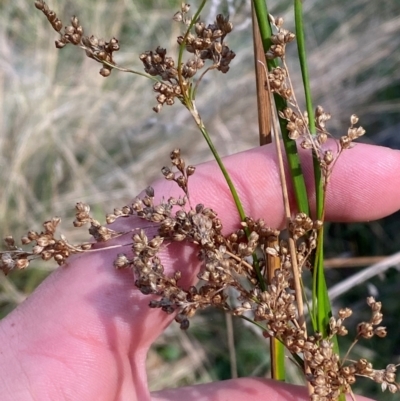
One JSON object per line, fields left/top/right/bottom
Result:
{"left": 253, "top": 0, "right": 309, "bottom": 216}
{"left": 294, "top": 0, "right": 333, "bottom": 336}
{"left": 293, "top": 5, "right": 343, "bottom": 400}
{"left": 197, "top": 119, "right": 246, "bottom": 220}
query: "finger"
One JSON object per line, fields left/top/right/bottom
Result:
{"left": 151, "top": 378, "right": 375, "bottom": 401}
{"left": 147, "top": 142, "right": 400, "bottom": 231}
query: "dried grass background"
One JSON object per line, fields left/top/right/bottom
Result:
{"left": 1, "top": 0, "right": 400, "bottom": 398}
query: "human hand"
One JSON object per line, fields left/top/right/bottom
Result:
{"left": 1, "top": 143, "right": 399, "bottom": 401}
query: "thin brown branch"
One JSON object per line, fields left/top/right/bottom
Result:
{"left": 252, "top": 5, "right": 271, "bottom": 146}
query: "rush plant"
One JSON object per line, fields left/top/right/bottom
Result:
{"left": 0, "top": 1, "right": 399, "bottom": 400}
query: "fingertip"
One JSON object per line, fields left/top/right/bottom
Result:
{"left": 326, "top": 143, "right": 400, "bottom": 221}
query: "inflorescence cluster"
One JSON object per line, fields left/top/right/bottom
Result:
{"left": 35, "top": 1, "right": 236, "bottom": 112}
{"left": 34, "top": 0, "right": 120, "bottom": 77}
{"left": 266, "top": 15, "right": 365, "bottom": 185}
{"left": 140, "top": 4, "right": 236, "bottom": 112}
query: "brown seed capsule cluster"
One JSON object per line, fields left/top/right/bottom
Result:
{"left": 266, "top": 15, "right": 295, "bottom": 60}
{"left": 56, "top": 16, "right": 84, "bottom": 47}
{"left": 0, "top": 218, "right": 92, "bottom": 273}
{"left": 301, "top": 298, "right": 400, "bottom": 400}
{"left": 268, "top": 67, "right": 292, "bottom": 100}
{"left": 340, "top": 114, "right": 366, "bottom": 150}
{"left": 35, "top": 1, "right": 83, "bottom": 47}
{"left": 356, "top": 296, "right": 386, "bottom": 339}
{"left": 305, "top": 337, "right": 344, "bottom": 401}
{"left": 370, "top": 364, "right": 399, "bottom": 394}
{"left": 35, "top": 0, "right": 119, "bottom": 77}
{"left": 172, "top": 3, "right": 192, "bottom": 25}
{"left": 74, "top": 202, "right": 119, "bottom": 242}
{"left": 34, "top": 0, "right": 63, "bottom": 32}
{"left": 139, "top": 46, "right": 183, "bottom": 112}
{"left": 329, "top": 307, "right": 352, "bottom": 337}
{"left": 110, "top": 154, "right": 226, "bottom": 329}
{"left": 139, "top": 6, "right": 235, "bottom": 112}
{"left": 279, "top": 107, "right": 308, "bottom": 140}
{"left": 278, "top": 105, "right": 337, "bottom": 181}
{"left": 109, "top": 151, "right": 399, "bottom": 398}
{"left": 82, "top": 36, "right": 120, "bottom": 77}
{"left": 275, "top": 87, "right": 365, "bottom": 185}
{"left": 177, "top": 14, "right": 235, "bottom": 74}
{"left": 1, "top": 237, "right": 30, "bottom": 274}
{"left": 161, "top": 148, "right": 195, "bottom": 196}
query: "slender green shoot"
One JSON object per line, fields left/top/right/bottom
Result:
{"left": 293, "top": 0, "right": 335, "bottom": 338}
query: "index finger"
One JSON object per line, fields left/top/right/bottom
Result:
{"left": 147, "top": 143, "right": 400, "bottom": 231}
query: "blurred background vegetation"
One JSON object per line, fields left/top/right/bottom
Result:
{"left": 1, "top": 0, "right": 400, "bottom": 399}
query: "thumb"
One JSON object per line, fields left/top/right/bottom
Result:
{"left": 0, "top": 216, "right": 201, "bottom": 401}
{"left": 151, "top": 377, "right": 376, "bottom": 401}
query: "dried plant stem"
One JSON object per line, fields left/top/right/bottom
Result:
{"left": 252, "top": 5, "right": 271, "bottom": 146}
{"left": 274, "top": 150, "right": 304, "bottom": 327}
{"left": 251, "top": 2, "right": 285, "bottom": 381}
{"left": 325, "top": 256, "right": 388, "bottom": 269}
{"left": 292, "top": 3, "right": 339, "bottom": 374}
{"left": 265, "top": 72, "right": 305, "bottom": 335}
{"left": 266, "top": 235, "right": 286, "bottom": 380}
{"left": 266, "top": 75, "right": 313, "bottom": 394}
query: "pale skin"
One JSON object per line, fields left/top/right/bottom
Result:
{"left": 1, "top": 143, "right": 400, "bottom": 401}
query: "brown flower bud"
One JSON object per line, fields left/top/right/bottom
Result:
{"left": 16, "top": 259, "right": 29, "bottom": 269}
{"left": 181, "top": 3, "right": 190, "bottom": 13}
{"left": 53, "top": 19, "right": 63, "bottom": 32}
{"left": 71, "top": 16, "right": 79, "bottom": 28}
{"left": 34, "top": 0, "right": 45, "bottom": 10}
{"left": 173, "top": 11, "right": 183, "bottom": 22}
{"left": 55, "top": 40, "right": 67, "bottom": 49}
{"left": 99, "top": 67, "right": 111, "bottom": 77}
{"left": 350, "top": 114, "right": 359, "bottom": 125}
{"left": 46, "top": 10, "right": 57, "bottom": 23}
{"left": 186, "top": 165, "right": 196, "bottom": 176}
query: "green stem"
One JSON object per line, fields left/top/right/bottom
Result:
{"left": 293, "top": 7, "right": 342, "bottom": 400}
{"left": 189, "top": 108, "right": 266, "bottom": 291}
{"left": 294, "top": 0, "right": 330, "bottom": 329}
{"left": 294, "top": 0, "right": 315, "bottom": 133}
{"left": 253, "top": 0, "right": 309, "bottom": 215}
{"left": 197, "top": 118, "right": 246, "bottom": 221}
